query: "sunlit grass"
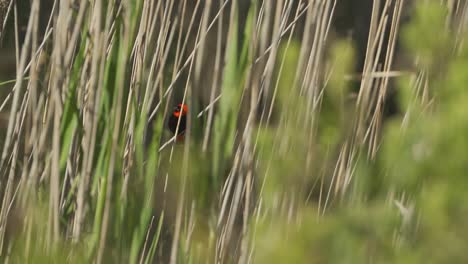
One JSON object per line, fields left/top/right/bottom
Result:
{"left": 1, "top": 0, "right": 468, "bottom": 263}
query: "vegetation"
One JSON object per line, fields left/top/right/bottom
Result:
{"left": 0, "top": 0, "right": 467, "bottom": 263}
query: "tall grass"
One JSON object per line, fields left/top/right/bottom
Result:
{"left": 1, "top": 0, "right": 468, "bottom": 263}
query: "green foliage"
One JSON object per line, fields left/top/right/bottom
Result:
{"left": 328, "top": 40, "right": 355, "bottom": 102}
{"left": 255, "top": 206, "right": 399, "bottom": 264}
{"left": 255, "top": 2, "right": 468, "bottom": 263}
{"left": 7, "top": 200, "right": 89, "bottom": 263}
{"left": 4, "top": 1, "right": 468, "bottom": 263}
{"left": 402, "top": 1, "right": 450, "bottom": 68}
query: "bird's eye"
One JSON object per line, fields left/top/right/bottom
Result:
{"left": 174, "top": 106, "right": 180, "bottom": 112}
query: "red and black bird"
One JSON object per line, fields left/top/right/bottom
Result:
{"left": 167, "top": 103, "right": 188, "bottom": 141}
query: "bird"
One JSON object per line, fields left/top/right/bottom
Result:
{"left": 167, "top": 103, "right": 188, "bottom": 141}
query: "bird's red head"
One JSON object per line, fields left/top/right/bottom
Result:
{"left": 173, "top": 103, "right": 188, "bottom": 118}
{"left": 168, "top": 104, "right": 188, "bottom": 142}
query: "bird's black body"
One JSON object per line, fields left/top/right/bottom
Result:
{"left": 168, "top": 114, "right": 186, "bottom": 135}
{"left": 167, "top": 104, "right": 188, "bottom": 138}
